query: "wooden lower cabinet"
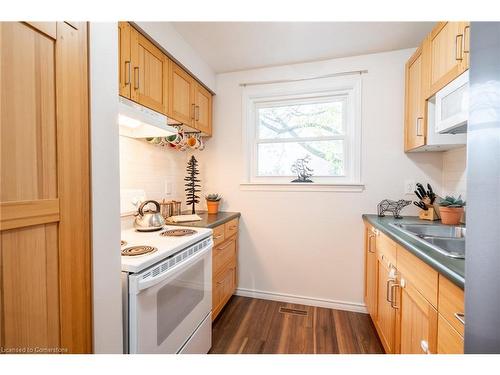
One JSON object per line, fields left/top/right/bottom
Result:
{"left": 376, "top": 257, "right": 397, "bottom": 353}
{"left": 397, "top": 279, "right": 438, "bottom": 354}
{"left": 212, "top": 219, "right": 239, "bottom": 320}
{"left": 363, "top": 221, "right": 464, "bottom": 354}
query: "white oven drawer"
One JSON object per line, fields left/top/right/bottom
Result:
{"left": 178, "top": 312, "right": 212, "bottom": 354}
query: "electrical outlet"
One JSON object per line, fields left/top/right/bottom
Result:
{"left": 164, "top": 180, "right": 173, "bottom": 195}
{"left": 404, "top": 180, "right": 415, "bottom": 195}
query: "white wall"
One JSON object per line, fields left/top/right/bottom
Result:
{"left": 89, "top": 22, "right": 123, "bottom": 353}
{"left": 135, "top": 22, "right": 216, "bottom": 92}
{"left": 202, "top": 49, "right": 444, "bottom": 311}
{"left": 442, "top": 147, "right": 467, "bottom": 199}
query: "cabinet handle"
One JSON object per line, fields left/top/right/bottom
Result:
{"left": 229, "top": 225, "right": 237, "bottom": 230}
{"left": 195, "top": 105, "right": 200, "bottom": 121}
{"left": 455, "top": 34, "right": 464, "bottom": 61}
{"left": 416, "top": 117, "right": 424, "bottom": 136}
{"left": 454, "top": 312, "right": 465, "bottom": 325}
{"left": 133, "top": 66, "right": 140, "bottom": 90}
{"left": 420, "top": 340, "right": 430, "bottom": 354}
{"left": 125, "top": 61, "right": 131, "bottom": 85}
{"left": 191, "top": 103, "right": 196, "bottom": 120}
{"left": 368, "top": 234, "right": 376, "bottom": 253}
{"left": 213, "top": 234, "right": 224, "bottom": 239}
{"left": 390, "top": 283, "right": 400, "bottom": 309}
{"left": 463, "top": 25, "right": 470, "bottom": 54}
{"left": 386, "top": 279, "right": 394, "bottom": 302}
{"left": 217, "top": 241, "right": 233, "bottom": 251}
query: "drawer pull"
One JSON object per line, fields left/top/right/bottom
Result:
{"left": 368, "top": 234, "right": 376, "bottom": 253}
{"left": 386, "top": 279, "right": 394, "bottom": 302}
{"left": 454, "top": 312, "right": 465, "bottom": 325}
{"left": 228, "top": 225, "right": 237, "bottom": 230}
{"left": 217, "top": 241, "right": 233, "bottom": 251}
{"left": 213, "top": 234, "right": 224, "bottom": 239}
{"left": 390, "top": 284, "right": 400, "bottom": 309}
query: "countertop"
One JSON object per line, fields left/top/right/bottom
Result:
{"left": 167, "top": 211, "right": 241, "bottom": 229}
{"left": 362, "top": 214, "right": 465, "bottom": 289}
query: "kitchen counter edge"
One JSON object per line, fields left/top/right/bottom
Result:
{"left": 168, "top": 211, "right": 241, "bottom": 229}
{"left": 362, "top": 214, "right": 465, "bottom": 289}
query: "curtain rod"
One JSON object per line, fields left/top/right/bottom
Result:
{"left": 239, "top": 69, "right": 368, "bottom": 87}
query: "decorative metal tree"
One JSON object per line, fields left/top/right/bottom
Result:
{"left": 184, "top": 155, "right": 201, "bottom": 214}
{"left": 291, "top": 155, "right": 314, "bottom": 183}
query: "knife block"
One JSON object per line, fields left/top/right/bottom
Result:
{"left": 419, "top": 205, "right": 440, "bottom": 221}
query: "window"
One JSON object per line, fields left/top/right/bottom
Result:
{"left": 242, "top": 75, "right": 362, "bottom": 190}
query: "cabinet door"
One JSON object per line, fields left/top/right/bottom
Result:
{"left": 429, "top": 22, "right": 465, "bottom": 95}
{"left": 376, "top": 259, "right": 397, "bottom": 353}
{"left": 364, "top": 226, "right": 378, "bottom": 320}
{"left": 118, "top": 21, "right": 131, "bottom": 98}
{"left": 398, "top": 279, "right": 438, "bottom": 354}
{"left": 169, "top": 62, "right": 195, "bottom": 125}
{"left": 212, "top": 264, "right": 236, "bottom": 320}
{"left": 194, "top": 83, "right": 212, "bottom": 135}
{"left": 405, "top": 43, "right": 426, "bottom": 151}
{"left": 130, "top": 29, "right": 169, "bottom": 114}
{"left": 437, "top": 314, "right": 464, "bottom": 354}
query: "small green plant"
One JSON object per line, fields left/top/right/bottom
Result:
{"left": 205, "top": 193, "right": 222, "bottom": 202}
{"left": 439, "top": 195, "right": 466, "bottom": 208}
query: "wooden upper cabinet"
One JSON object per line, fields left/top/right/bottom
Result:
{"left": 194, "top": 83, "right": 212, "bottom": 135}
{"left": 404, "top": 38, "right": 430, "bottom": 152}
{"left": 364, "top": 225, "right": 378, "bottom": 320}
{"left": 169, "top": 62, "right": 196, "bottom": 125}
{"left": 118, "top": 21, "right": 131, "bottom": 98}
{"left": 130, "top": 29, "right": 169, "bottom": 114}
{"left": 397, "top": 278, "right": 438, "bottom": 354}
{"left": 429, "top": 22, "right": 469, "bottom": 95}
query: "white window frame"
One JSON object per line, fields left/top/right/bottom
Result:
{"left": 241, "top": 75, "right": 363, "bottom": 192}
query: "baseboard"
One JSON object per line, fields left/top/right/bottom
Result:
{"left": 235, "top": 288, "right": 368, "bottom": 314}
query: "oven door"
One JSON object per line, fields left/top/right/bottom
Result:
{"left": 128, "top": 244, "right": 212, "bottom": 354}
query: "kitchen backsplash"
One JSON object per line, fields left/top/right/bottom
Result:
{"left": 442, "top": 146, "right": 467, "bottom": 199}
{"left": 119, "top": 136, "right": 188, "bottom": 214}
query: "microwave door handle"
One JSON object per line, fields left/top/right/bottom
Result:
{"left": 134, "top": 244, "right": 212, "bottom": 292}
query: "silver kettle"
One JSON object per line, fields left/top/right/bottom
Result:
{"left": 134, "top": 200, "right": 165, "bottom": 232}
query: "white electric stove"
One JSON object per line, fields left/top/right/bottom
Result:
{"left": 121, "top": 225, "right": 213, "bottom": 354}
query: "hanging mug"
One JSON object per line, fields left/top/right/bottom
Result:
{"left": 197, "top": 136, "right": 205, "bottom": 151}
{"left": 168, "top": 130, "right": 183, "bottom": 146}
{"left": 187, "top": 135, "right": 198, "bottom": 148}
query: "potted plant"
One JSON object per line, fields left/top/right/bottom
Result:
{"left": 438, "top": 195, "right": 465, "bottom": 225}
{"left": 205, "top": 193, "right": 222, "bottom": 214}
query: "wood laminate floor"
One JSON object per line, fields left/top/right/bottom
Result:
{"left": 210, "top": 296, "right": 384, "bottom": 354}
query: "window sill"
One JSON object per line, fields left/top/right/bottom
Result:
{"left": 239, "top": 182, "right": 365, "bottom": 192}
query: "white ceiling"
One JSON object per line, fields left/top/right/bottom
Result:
{"left": 171, "top": 22, "right": 434, "bottom": 74}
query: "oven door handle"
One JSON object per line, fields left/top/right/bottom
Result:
{"left": 132, "top": 244, "right": 212, "bottom": 293}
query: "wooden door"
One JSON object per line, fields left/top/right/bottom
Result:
{"left": 0, "top": 22, "right": 92, "bottom": 353}
{"left": 437, "top": 314, "right": 464, "bottom": 354}
{"left": 429, "top": 22, "right": 465, "bottom": 95}
{"left": 376, "top": 259, "right": 397, "bottom": 353}
{"left": 364, "top": 226, "right": 378, "bottom": 320}
{"left": 118, "top": 21, "right": 131, "bottom": 98}
{"left": 397, "top": 278, "right": 438, "bottom": 354}
{"left": 194, "top": 83, "right": 212, "bottom": 135}
{"left": 213, "top": 264, "right": 236, "bottom": 320}
{"left": 169, "top": 62, "right": 195, "bottom": 125}
{"left": 130, "top": 29, "right": 169, "bottom": 114}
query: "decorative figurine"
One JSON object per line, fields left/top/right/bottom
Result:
{"left": 377, "top": 199, "right": 412, "bottom": 219}
{"left": 291, "top": 155, "right": 314, "bottom": 183}
{"left": 184, "top": 155, "right": 201, "bottom": 214}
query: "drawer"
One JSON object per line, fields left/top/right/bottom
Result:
{"left": 438, "top": 275, "right": 465, "bottom": 336}
{"left": 437, "top": 314, "right": 464, "bottom": 354}
{"left": 376, "top": 230, "right": 397, "bottom": 267}
{"left": 397, "top": 246, "right": 438, "bottom": 307}
{"left": 213, "top": 262, "right": 236, "bottom": 319}
{"left": 212, "top": 224, "right": 225, "bottom": 247}
{"left": 224, "top": 218, "right": 239, "bottom": 238}
{"left": 213, "top": 236, "right": 236, "bottom": 274}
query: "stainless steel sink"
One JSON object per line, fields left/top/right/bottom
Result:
{"left": 389, "top": 223, "right": 466, "bottom": 259}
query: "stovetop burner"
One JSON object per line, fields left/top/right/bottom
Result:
{"left": 160, "top": 229, "right": 197, "bottom": 237}
{"left": 121, "top": 245, "right": 158, "bottom": 256}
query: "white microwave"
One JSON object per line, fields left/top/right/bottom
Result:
{"left": 435, "top": 71, "right": 469, "bottom": 134}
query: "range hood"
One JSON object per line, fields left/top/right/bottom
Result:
{"left": 118, "top": 97, "right": 178, "bottom": 138}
